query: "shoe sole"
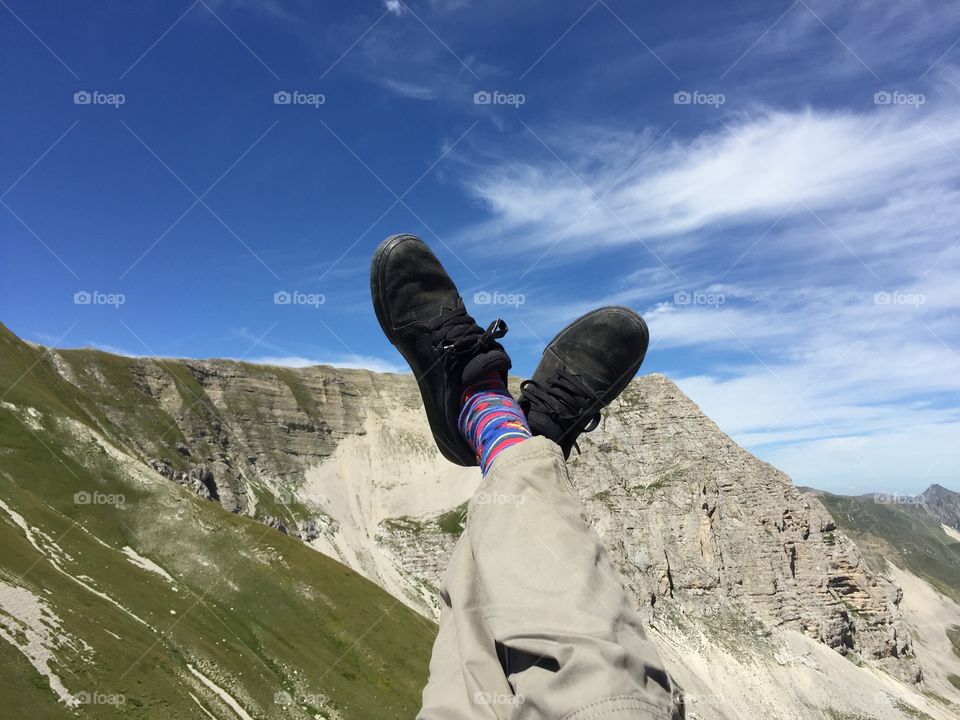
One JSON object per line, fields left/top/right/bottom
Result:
{"left": 539, "top": 305, "right": 648, "bottom": 408}
{"left": 370, "top": 234, "right": 473, "bottom": 466}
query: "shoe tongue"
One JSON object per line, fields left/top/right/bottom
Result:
{"left": 462, "top": 348, "right": 510, "bottom": 385}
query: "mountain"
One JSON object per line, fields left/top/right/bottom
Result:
{"left": 908, "top": 484, "right": 960, "bottom": 533}
{"left": 806, "top": 485, "right": 960, "bottom": 708}
{"left": 806, "top": 486, "right": 960, "bottom": 605}
{"left": 1, "top": 321, "right": 957, "bottom": 719}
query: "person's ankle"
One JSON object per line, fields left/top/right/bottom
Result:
{"left": 458, "top": 373, "right": 531, "bottom": 474}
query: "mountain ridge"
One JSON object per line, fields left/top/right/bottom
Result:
{"left": 2, "top": 322, "right": 957, "bottom": 719}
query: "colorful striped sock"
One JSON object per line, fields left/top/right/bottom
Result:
{"left": 458, "top": 372, "right": 531, "bottom": 475}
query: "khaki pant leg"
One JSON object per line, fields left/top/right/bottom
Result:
{"left": 420, "top": 436, "right": 683, "bottom": 720}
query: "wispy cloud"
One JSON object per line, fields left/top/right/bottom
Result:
{"left": 203, "top": 0, "right": 299, "bottom": 23}
{"left": 76, "top": 343, "right": 145, "bottom": 358}
{"left": 460, "top": 102, "right": 960, "bottom": 264}
{"left": 246, "top": 354, "right": 407, "bottom": 373}
{"left": 452, "top": 86, "right": 960, "bottom": 493}
{"left": 380, "top": 77, "right": 438, "bottom": 100}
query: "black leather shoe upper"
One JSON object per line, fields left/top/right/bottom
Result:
{"left": 371, "top": 234, "right": 511, "bottom": 466}
{"left": 519, "top": 306, "right": 648, "bottom": 459}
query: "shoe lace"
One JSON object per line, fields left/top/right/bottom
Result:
{"left": 429, "top": 305, "right": 507, "bottom": 361}
{"left": 520, "top": 369, "right": 602, "bottom": 451}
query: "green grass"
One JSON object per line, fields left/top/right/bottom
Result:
{"left": 826, "top": 707, "right": 874, "bottom": 720}
{"left": 245, "top": 473, "right": 315, "bottom": 529}
{"left": 0, "top": 322, "right": 436, "bottom": 718}
{"left": 58, "top": 348, "right": 192, "bottom": 470}
{"left": 922, "top": 688, "right": 954, "bottom": 707}
{"left": 273, "top": 367, "right": 329, "bottom": 430}
{"left": 894, "top": 700, "right": 935, "bottom": 719}
{"left": 383, "top": 502, "right": 468, "bottom": 539}
{"left": 437, "top": 502, "right": 468, "bottom": 536}
{"left": 382, "top": 516, "right": 429, "bottom": 535}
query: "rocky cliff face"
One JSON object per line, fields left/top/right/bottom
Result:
{"left": 569, "top": 378, "right": 915, "bottom": 680}
{"left": 43, "top": 348, "right": 922, "bottom": 688}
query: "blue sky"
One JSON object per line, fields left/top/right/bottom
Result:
{"left": 2, "top": 0, "right": 959, "bottom": 494}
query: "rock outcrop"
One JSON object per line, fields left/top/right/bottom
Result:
{"left": 568, "top": 377, "right": 916, "bottom": 681}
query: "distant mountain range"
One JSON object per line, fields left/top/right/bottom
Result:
{"left": 802, "top": 484, "right": 960, "bottom": 606}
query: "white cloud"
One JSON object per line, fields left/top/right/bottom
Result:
{"left": 384, "top": 0, "right": 404, "bottom": 16}
{"left": 203, "top": 0, "right": 297, "bottom": 22}
{"left": 455, "top": 94, "right": 960, "bottom": 494}
{"left": 761, "top": 422, "right": 960, "bottom": 495}
{"left": 65, "top": 341, "right": 407, "bottom": 374}
{"left": 661, "top": 280, "right": 960, "bottom": 491}
{"left": 247, "top": 354, "right": 407, "bottom": 373}
{"left": 76, "top": 343, "right": 144, "bottom": 358}
{"left": 461, "top": 104, "right": 960, "bottom": 266}
{"left": 380, "top": 78, "right": 438, "bottom": 100}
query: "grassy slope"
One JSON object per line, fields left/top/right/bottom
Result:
{"left": 817, "top": 493, "right": 960, "bottom": 605}
{"left": 0, "top": 323, "right": 434, "bottom": 718}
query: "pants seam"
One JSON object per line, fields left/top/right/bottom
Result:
{"left": 561, "top": 695, "right": 671, "bottom": 720}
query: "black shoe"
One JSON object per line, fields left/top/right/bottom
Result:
{"left": 519, "top": 306, "right": 648, "bottom": 459}
{"left": 370, "top": 234, "right": 512, "bottom": 466}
